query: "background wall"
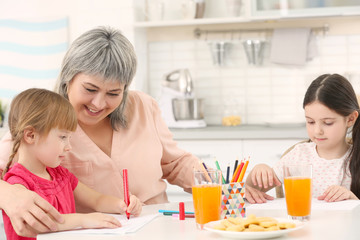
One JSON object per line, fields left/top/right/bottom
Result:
{"left": 0, "top": 0, "right": 137, "bottom": 115}
{"left": 1, "top": 0, "right": 360, "bottom": 127}
{"left": 147, "top": 31, "right": 360, "bottom": 125}
{"left": 145, "top": 16, "right": 360, "bottom": 125}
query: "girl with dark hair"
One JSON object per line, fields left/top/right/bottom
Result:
{"left": 246, "top": 73, "right": 360, "bottom": 203}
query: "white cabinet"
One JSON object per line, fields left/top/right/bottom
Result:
{"left": 134, "top": 0, "right": 360, "bottom": 28}
{"left": 253, "top": 0, "right": 360, "bottom": 18}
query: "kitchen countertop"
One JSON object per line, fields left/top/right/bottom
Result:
{"left": 1, "top": 125, "right": 308, "bottom": 141}
{"left": 170, "top": 124, "right": 308, "bottom": 140}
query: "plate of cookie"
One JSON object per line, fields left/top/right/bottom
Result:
{"left": 204, "top": 214, "right": 306, "bottom": 239}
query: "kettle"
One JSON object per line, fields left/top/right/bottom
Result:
{"left": 162, "top": 69, "right": 193, "bottom": 96}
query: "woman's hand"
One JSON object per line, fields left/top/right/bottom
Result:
{"left": 1, "top": 183, "right": 63, "bottom": 237}
{"left": 81, "top": 212, "right": 121, "bottom": 229}
{"left": 250, "top": 164, "right": 281, "bottom": 189}
{"left": 245, "top": 185, "right": 275, "bottom": 204}
{"left": 317, "top": 185, "right": 359, "bottom": 202}
{"left": 127, "top": 195, "right": 142, "bottom": 217}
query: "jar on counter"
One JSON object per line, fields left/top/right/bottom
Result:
{"left": 222, "top": 97, "right": 241, "bottom": 126}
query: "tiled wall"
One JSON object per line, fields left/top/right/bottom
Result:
{"left": 147, "top": 34, "right": 360, "bottom": 125}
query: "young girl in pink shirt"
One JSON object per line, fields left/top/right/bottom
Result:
{"left": 2, "top": 88, "right": 142, "bottom": 240}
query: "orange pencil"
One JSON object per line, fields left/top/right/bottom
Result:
{"left": 231, "top": 160, "right": 244, "bottom": 183}
{"left": 230, "top": 161, "right": 241, "bottom": 182}
{"left": 237, "top": 160, "right": 249, "bottom": 182}
{"left": 198, "top": 161, "right": 212, "bottom": 182}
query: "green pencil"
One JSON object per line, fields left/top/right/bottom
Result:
{"left": 214, "top": 158, "right": 226, "bottom": 184}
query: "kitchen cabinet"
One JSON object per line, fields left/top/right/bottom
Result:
{"left": 134, "top": 0, "right": 360, "bottom": 28}
{"left": 253, "top": 0, "right": 360, "bottom": 18}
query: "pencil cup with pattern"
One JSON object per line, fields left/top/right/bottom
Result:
{"left": 192, "top": 169, "right": 222, "bottom": 230}
{"left": 221, "top": 182, "right": 246, "bottom": 219}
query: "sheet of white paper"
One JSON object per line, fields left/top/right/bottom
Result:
{"left": 247, "top": 198, "right": 360, "bottom": 211}
{"left": 60, "top": 213, "right": 160, "bottom": 235}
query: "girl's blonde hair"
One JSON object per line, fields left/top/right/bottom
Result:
{"left": 1, "top": 88, "right": 77, "bottom": 178}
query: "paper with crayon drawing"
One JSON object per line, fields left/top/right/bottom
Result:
{"left": 61, "top": 213, "right": 160, "bottom": 235}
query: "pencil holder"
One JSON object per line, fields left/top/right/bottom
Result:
{"left": 221, "top": 182, "right": 246, "bottom": 219}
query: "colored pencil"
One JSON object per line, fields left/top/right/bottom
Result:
{"left": 233, "top": 159, "right": 239, "bottom": 175}
{"left": 122, "top": 169, "right": 130, "bottom": 219}
{"left": 230, "top": 161, "right": 242, "bottom": 183}
{"left": 234, "top": 160, "right": 244, "bottom": 182}
{"left": 237, "top": 159, "right": 249, "bottom": 182}
{"left": 226, "top": 163, "right": 230, "bottom": 184}
{"left": 179, "top": 202, "right": 185, "bottom": 220}
{"left": 198, "top": 161, "right": 212, "bottom": 182}
{"left": 214, "top": 158, "right": 226, "bottom": 184}
{"left": 172, "top": 214, "right": 195, "bottom": 218}
{"left": 159, "top": 210, "right": 194, "bottom": 215}
{"left": 201, "top": 160, "right": 209, "bottom": 171}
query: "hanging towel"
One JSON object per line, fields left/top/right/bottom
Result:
{"left": 270, "top": 28, "right": 317, "bottom": 66}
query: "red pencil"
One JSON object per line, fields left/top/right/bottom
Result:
{"left": 179, "top": 202, "right": 185, "bottom": 220}
{"left": 234, "top": 160, "right": 244, "bottom": 182}
{"left": 123, "top": 169, "right": 130, "bottom": 219}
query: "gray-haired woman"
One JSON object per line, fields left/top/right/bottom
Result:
{"left": 0, "top": 26, "right": 202, "bottom": 237}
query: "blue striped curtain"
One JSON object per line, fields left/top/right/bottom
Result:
{"left": 0, "top": 17, "right": 68, "bottom": 106}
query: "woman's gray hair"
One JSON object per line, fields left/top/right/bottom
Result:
{"left": 55, "top": 26, "right": 137, "bottom": 130}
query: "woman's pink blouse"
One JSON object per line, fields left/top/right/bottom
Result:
{"left": 0, "top": 91, "right": 200, "bottom": 211}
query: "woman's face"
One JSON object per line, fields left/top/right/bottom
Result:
{"left": 67, "top": 73, "right": 124, "bottom": 128}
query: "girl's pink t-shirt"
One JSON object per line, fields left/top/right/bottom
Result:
{"left": 273, "top": 141, "right": 352, "bottom": 197}
{"left": 2, "top": 163, "right": 78, "bottom": 240}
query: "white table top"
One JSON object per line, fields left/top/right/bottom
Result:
{"left": 38, "top": 199, "right": 360, "bottom": 240}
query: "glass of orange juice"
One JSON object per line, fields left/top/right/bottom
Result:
{"left": 284, "top": 164, "right": 312, "bottom": 221}
{"left": 192, "top": 169, "right": 222, "bottom": 230}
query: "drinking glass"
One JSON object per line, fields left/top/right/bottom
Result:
{"left": 284, "top": 164, "right": 312, "bottom": 221}
{"left": 192, "top": 169, "right": 222, "bottom": 230}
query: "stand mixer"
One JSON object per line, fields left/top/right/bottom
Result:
{"left": 158, "top": 69, "right": 207, "bottom": 128}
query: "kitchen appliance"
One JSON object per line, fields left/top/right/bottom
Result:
{"left": 158, "top": 69, "right": 206, "bottom": 128}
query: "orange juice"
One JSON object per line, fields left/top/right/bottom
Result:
{"left": 192, "top": 184, "right": 221, "bottom": 226}
{"left": 284, "top": 177, "right": 312, "bottom": 217}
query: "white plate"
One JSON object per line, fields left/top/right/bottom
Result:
{"left": 204, "top": 218, "right": 306, "bottom": 239}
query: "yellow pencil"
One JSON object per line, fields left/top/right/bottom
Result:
{"left": 237, "top": 160, "right": 249, "bottom": 182}
{"left": 198, "top": 160, "right": 212, "bottom": 182}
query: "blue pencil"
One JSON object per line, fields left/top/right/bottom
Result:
{"left": 158, "top": 210, "right": 194, "bottom": 214}
{"left": 226, "top": 163, "right": 230, "bottom": 184}
{"left": 233, "top": 159, "right": 239, "bottom": 175}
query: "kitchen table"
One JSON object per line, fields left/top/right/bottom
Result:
{"left": 38, "top": 199, "right": 360, "bottom": 240}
